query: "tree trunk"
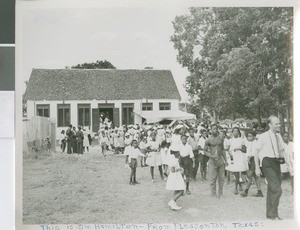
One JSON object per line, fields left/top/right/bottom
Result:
{"left": 277, "top": 96, "right": 285, "bottom": 133}
{"left": 257, "top": 107, "right": 262, "bottom": 129}
{"left": 287, "top": 100, "right": 293, "bottom": 136}
{"left": 213, "top": 109, "right": 218, "bottom": 123}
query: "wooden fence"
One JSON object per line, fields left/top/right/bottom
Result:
{"left": 23, "top": 116, "right": 56, "bottom": 154}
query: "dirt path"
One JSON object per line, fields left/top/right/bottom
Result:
{"left": 23, "top": 146, "right": 294, "bottom": 224}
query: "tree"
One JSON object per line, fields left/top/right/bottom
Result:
{"left": 66, "top": 60, "right": 116, "bottom": 69}
{"left": 171, "top": 7, "right": 293, "bottom": 131}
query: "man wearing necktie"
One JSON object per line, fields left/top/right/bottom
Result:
{"left": 254, "top": 116, "right": 288, "bottom": 220}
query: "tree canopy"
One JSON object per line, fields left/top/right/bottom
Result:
{"left": 67, "top": 60, "right": 116, "bottom": 69}
{"left": 171, "top": 7, "right": 293, "bottom": 131}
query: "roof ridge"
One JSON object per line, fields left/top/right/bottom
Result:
{"left": 33, "top": 68, "right": 172, "bottom": 71}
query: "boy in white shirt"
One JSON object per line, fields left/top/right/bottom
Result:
{"left": 179, "top": 135, "right": 195, "bottom": 195}
{"left": 126, "top": 140, "right": 145, "bottom": 185}
{"left": 241, "top": 131, "right": 263, "bottom": 197}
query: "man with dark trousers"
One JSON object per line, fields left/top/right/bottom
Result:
{"left": 66, "top": 124, "right": 73, "bottom": 154}
{"left": 204, "top": 124, "right": 228, "bottom": 198}
{"left": 187, "top": 128, "right": 200, "bottom": 180}
{"left": 76, "top": 126, "right": 84, "bottom": 154}
{"left": 254, "top": 116, "right": 287, "bottom": 220}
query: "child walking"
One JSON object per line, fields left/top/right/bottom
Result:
{"left": 99, "top": 131, "right": 109, "bottom": 156}
{"left": 166, "top": 150, "right": 185, "bottom": 211}
{"left": 126, "top": 140, "right": 145, "bottom": 185}
{"left": 160, "top": 141, "right": 169, "bottom": 179}
{"left": 240, "top": 131, "right": 263, "bottom": 197}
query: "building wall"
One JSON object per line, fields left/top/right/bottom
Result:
{"left": 26, "top": 99, "right": 179, "bottom": 139}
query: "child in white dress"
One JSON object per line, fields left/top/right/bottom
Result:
{"left": 166, "top": 150, "right": 185, "bottom": 211}
{"left": 160, "top": 141, "right": 169, "bottom": 179}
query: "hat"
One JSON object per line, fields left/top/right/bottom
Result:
{"left": 125, "top": 132, "right": 130, "bottom": 137}
{"left": 175, "top": 124, "right": 183, "bottom": 130}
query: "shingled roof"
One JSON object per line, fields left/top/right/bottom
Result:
{"left": 24, "top": 69, "right": 181, "bottom": 101}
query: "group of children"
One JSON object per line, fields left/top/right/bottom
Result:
{"left": 61, "top": 120, "right": 294, "bottom": 211}
{"left": 115, "top": 123, "right": 294, "bottom": 211}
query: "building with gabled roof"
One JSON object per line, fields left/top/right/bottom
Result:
{"left": 24, "top": 68, "right": 182, "bottom": 136}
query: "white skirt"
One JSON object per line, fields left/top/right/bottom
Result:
{"left": 83, "top": 137, "right": 89, "bottom": 147}
{"left": 146, "top": 151, "right": 162, "bottom": 166}
{"left": 166, "top": 172, "right": 185, "bottom": 191}
{"left": 229, "top": 150, "right": 248, "bottom": 172}
{"left": 161, "top": 152, "right": 169, "bottom": 165}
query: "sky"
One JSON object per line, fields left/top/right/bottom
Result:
{"left": 20, "top": 6, "right": 191, "bottom": 100}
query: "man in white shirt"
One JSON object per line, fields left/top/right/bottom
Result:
{"left": 179, "top": 135, "right": 195, "bottom": 195}
{"left": 198, "top": 130, "right": 209, "bottom": 181}
{"left": 254, "top": 116, "right": 288, "bottom": 220}
{"left": 187, "top": 128, "right": 200, "bottom": 180}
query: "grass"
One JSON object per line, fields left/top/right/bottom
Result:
{"left": 23, "top": 146, "right": 294, "bottom": 224}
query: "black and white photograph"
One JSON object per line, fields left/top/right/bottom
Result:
{"left": 16, "top": 1, "right": 297, "bottom": 229}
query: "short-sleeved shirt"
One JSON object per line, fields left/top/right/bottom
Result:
{"left": 147, "top": 140, "right": 160, "bottom": 151}
{"left": 187, "top": 136, "right": 198, "bottom": 151}
{"left": 179, "top": 143, "right": 194, "bottom": 158}
{"left": 198, "top": 137, "right": 206, "bottom": 154}
{"left": 129, "top": 148, "right": 144, "bottom": 159}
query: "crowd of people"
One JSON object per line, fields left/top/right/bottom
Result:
{"left": 58, "top": 115, "right": 294, "bottom": 219}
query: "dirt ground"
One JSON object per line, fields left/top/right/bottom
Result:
{"left": 23, "top": 146, "right": 294, "bottom": 224}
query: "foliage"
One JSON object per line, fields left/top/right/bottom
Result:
{"left": 171, "top": 7, "right": 293, "bottom": 127}
{"left": 67, "top": 60, "right": 116, "bottom": 69}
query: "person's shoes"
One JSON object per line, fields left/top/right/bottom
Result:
{"left": 171, "top": 203, "right": 182, "bottom": 210}
{"left": 240, "top": 191, "right": 248, "bottom": 197}
{"left": 211, "top": 193, "right": 217, "bottom": 198}
{"left": 168, "top": 200, "right": 176, "bottom": 208}
{"left": 186, "top": 190, "right": 191, "bottom": 195}
{"left": 134, "top": 181, "right": 140, "bottom": 184}
{"left": 234, "top": 190, "right": 238, "bottom": 195}
{"left": 129, "top": 182, "right": 133, "bottom": 185}
{"left": 217, "top": 195, "right": 224, "bottom": 199}
{"left": 267, "top": 216, "right": 282, "bottom": 220}
{"left": 252, "top": 192, "right": 264, "bottom": 198}
{"left": 151, "top": 179, "right": 155, "bottom": 183}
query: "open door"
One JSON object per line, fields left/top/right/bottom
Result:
{"left": 113, "top": 108, "right": 120, "bottom": 127}
{"left": 92, "top": 108, "right": 100, "bottom": 133}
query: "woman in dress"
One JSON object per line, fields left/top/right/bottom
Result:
{"left": 166, "top": 149, "right": 185, "bottom": 210}
{"left": 228, "top": 127, "right": 248, "bottom": 194}
{"left": 60, "top": 130, "right": 67, "bottom": 154}
{"left": 83, "top": 127, "right": 90, "bottom": 153}
{"left": 146, "top": 132, "right": 164, "bottom": 182}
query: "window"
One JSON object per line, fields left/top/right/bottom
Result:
{"left": 159, "top": 102, "right": 171, "bottom": 110}
{"left": 36, "top": 104, "right": 49, "bottom": 117}
{"left": 78, "top": 104, "right": 91, "bottom": 126}
{"left": 122, "top": 103, "right": 134, "bottom": 125}
{"left": 57, "top": 104, "right": 70, "bottom": 127}
{"left": 142, "top": 103, "right": 153, "bottom": 111}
